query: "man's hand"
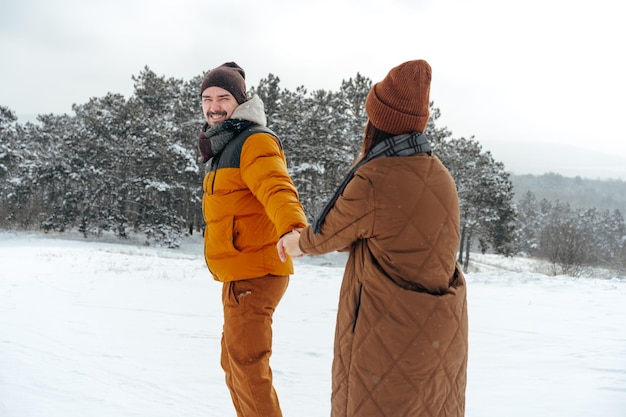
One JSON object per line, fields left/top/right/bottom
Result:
{"left": 277, "top": 229, "right": 304, "bottom": 262}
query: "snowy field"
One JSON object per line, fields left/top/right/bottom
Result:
{"left": 1, "top": 232, "right": 625, "bottom": 417}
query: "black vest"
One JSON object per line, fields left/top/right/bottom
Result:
{"left": 210, "top": 125, "right": 280, "bottom": 172}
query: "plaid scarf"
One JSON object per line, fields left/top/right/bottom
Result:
{"left": 198, "top": 119, "right": 254, "bottom": 163}
{"left": 312, "top": 131, "right": 432, "bottom": 234}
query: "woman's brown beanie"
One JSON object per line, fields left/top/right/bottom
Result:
{"left": 365, "top": 59, "right": 432, "bottom": 135}
{"left": 199, "top": 62, "right": 247, "bottom": 104}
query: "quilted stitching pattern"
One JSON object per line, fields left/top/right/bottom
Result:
{"left": 321, "top": 155, "right": 468, "bottom": 417}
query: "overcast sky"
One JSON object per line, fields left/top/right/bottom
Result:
{"left": 2, "top": 0, "right": 625, "bottom": 179}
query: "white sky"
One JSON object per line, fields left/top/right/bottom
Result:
{"left": 1, "top": 0, "right": 625, "bottom": 179}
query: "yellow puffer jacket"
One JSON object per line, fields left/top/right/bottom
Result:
{"left": 202, "top": 97, "right": 307, "bottom": 282}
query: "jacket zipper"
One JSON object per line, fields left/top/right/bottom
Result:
{"left": 209, "top": 154, "right": 221, "bottom": 195}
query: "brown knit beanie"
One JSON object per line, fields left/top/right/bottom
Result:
{"left": 199, "top": 62, "right": 247, "bottom": 104}
{"left": 365, "top": 59, "right": 432, "bottom": 135}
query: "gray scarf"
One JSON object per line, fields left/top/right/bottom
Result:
{"left": 198, "top": 119, "right": 254, "bottom": 163}
{"left": 313, "top": 131, "right": 432, "bottom": 234}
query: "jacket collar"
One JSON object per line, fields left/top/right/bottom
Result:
{"left": 230, "top": 95, "right": 267, "bottom": 127}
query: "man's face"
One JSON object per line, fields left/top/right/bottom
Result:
{"left": 201, "top": 86, "right": 239, "bottom": 126}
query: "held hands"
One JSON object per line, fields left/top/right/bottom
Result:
{"left": 277, "top": 228, "right": 304, "bottom": 262}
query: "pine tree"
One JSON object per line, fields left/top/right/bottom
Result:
{"left": 435, "top": 136, "right": 517, "bottom": 270}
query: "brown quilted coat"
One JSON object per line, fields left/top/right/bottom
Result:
{"left": 299, "top": 153, "right": 468, "bottom": 417}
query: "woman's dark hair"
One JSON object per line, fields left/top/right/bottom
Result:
{"left": 355, "top": 121, "right": 395, "bottom": 166}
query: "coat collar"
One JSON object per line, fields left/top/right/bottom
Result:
{"left": 231, "top": 95, "right": 267, "bottom": 127}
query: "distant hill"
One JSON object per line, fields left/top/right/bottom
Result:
{"left": 510, "top": 173, "right": 626, "bottom": 213}
{"left": 481, "top": 139, "right": 626, "bottom": 181}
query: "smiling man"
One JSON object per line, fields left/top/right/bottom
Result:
{"left": 197, "top": 62, "right": 307, "bottom": 417}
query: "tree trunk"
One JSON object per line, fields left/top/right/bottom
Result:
{"left": 458, "top": 224, "right": 466, "bottom": 265}
{"left": 464, "top": 229, "right": 472, "bottom": 273}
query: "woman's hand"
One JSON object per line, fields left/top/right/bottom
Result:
{"left": 277, "top": 228, "right": 304, "bottom": 262}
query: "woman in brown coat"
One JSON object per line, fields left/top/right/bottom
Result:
{"left": 278, "top": 60, "right": 468, "bottom": 417}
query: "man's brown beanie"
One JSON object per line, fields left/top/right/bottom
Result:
{"left": 365, "top": 59, "right": 432, "bottom": 135}
{"left": 199, "top": 62, "right": 247, "bottom": 104}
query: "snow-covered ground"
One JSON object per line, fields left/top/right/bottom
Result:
{"left": 1, "top": 232, "right": 625, "bottom": 417}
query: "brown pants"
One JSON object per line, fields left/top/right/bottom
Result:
{"left": 221, "top": 275, "right": 289, "bottom": 417}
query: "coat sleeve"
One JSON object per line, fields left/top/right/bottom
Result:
{"left": 299, "top": 170, "right": 375, "bottom": 255}
{"left": 240, "top": 133, "right": 308, "bottom": 238}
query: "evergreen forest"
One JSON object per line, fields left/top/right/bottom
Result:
{"left": 1, "top": 66, "right": 625, "bottom": 276}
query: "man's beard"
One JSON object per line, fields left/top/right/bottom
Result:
{"left": 207, "top": 110, "right": 228, "bottom": 126}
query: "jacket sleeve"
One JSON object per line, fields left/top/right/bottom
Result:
{"left": 299, "top": 170, "right": 375, "bottom": 255}
{"left": 240, "top": 133, "right": 308, "bottom": 238}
